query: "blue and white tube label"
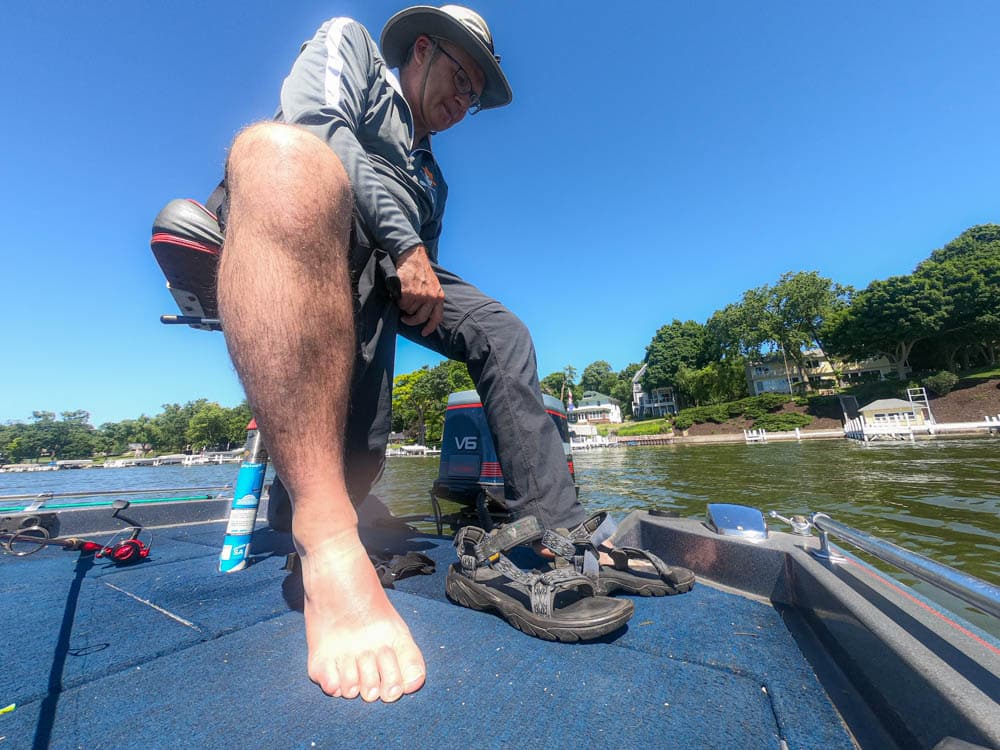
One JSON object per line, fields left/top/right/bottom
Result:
{"left": 219, "top": 462, "right": 266, "bottom": 573}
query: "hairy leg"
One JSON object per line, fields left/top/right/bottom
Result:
{"left": 218, "top": 122, "right": 424, "bottom": 702}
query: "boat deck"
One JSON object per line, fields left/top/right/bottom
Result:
{"left": 2, "top": 515, "right": 857, "bottom": 749}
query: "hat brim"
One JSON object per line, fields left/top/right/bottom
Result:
{"left": 380, "top": 6, "right": 512, "bottom": 110}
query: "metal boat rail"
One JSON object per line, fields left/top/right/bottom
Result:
{"left": 811, "top": 512, "right": 1000, "bottom": 620}
{"left": 0, "top": 486, "right": 232, "bottom": 503}
{"left": 0, "top": 486, "right": 235, "bottom": 515}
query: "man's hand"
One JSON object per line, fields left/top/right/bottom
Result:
{"left": 395, "top": 245, "right": 445, "bottom": 335}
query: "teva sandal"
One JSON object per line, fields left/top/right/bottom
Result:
{"left": 547, "top": 511, "right": 695, "bottom": 597}
{"left": 445, "top": 516, "right": 634, "bottom": 642}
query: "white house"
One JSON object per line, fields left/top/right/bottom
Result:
{"left": 569, "top": 391, "right": 623, "bottom": 424}
{"left": 631, "top": 363, "right": 678, "bottom": 418}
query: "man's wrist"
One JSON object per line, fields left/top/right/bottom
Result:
{"left": 397, "top": 244, "right": 426, "bottom": 264}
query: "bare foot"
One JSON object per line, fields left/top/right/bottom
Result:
{"left": 299, "top": 533, "right": 426, "bottom": 702}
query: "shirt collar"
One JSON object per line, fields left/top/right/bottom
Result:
{"left": 412, "top": 134, "right": 434, "bottom": 155}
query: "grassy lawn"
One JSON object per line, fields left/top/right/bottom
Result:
{"left": 595, "top": 419, "right": 672, "bottom": 436}
{"left": 960, "top": 365, "right": 1000, "bottom": 380}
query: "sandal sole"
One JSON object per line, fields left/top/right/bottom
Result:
{"left": 445, "top": 568, "right": 633, "bottom": 643}
{"left": 600, "top": 576, "right": 696, "bottom": 597}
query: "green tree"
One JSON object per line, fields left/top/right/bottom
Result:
{"left": 579, "top": 360, "right": 616, "bottom": 395}
{"left": 771, "top": 271, "right": 851, "bottom": 365}
{"left": 60, "top": 428, "right": 98, "bottom": 460}
{"left": 539, "top": 366, "right": 578, "bottom": 405}
{"left": 96, "top": 420, "right": 136, "bottom": 456}
{"left": 675, "top": 358, "right": 749, "bottom": 406}
{"left": 442, "top": 359, "right": 475, "bottom": 394}
{"left": 31, "top": 410, "right": 98, "bottom": 459}
{"left": 642, "top": 320, "right": 709, "bottom": 391}
{"left": 0, "top": 411, "right": 100, "bottom": 461}
{"left": 225, "top": 401, "right": 254, "bottom": 446}
{"left": 539, "top": 371, "right": 566, "bottom": 397}
{"left": 825, "top": 274, "right": 950, "bottom": 380}
{"left": 186, "top": 402, "right": 231, "bottom": 450}
{"left": 915, "top": 225, "right": 1000, "bottom": 370}
{"left": 0, "top": 424, "right": 36, "bottom": 464}
{"left": 705, "top": 301, "right": 765, "bottom": 360}
{"left": 152, "top": 400, "right": 208, "bottom": 452}
{"left": 392, "top": 363, "right": 453, "bottom": 444}
{"left": 4, "top": 435, "right": 27, "bottom": 464}
{"left": 114, "top": 416, "right": 158, "bottom": 451}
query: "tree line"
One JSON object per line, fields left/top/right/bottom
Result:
{"left": 0, "top": 401, "right": 252, "bottom": 465}
{"left": 6, "top": 224, "right": 995, "bottom": 460}
{"left": 546, "top": 223, "right": 1000, "bottom": 411}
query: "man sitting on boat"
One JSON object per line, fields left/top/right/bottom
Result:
{"left": 157, "top": 4, "right": 690, "bottom": 704}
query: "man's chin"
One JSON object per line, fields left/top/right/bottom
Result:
{"left": 436, "top": 108, "right": 463, "bottom": 132}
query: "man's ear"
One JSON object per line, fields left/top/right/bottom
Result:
{"left": 412, "top": 34, "right": 434, "bottom": 66}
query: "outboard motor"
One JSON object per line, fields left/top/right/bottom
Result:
{"left": 432, "top": 390, "right": 574, "bottom": 529}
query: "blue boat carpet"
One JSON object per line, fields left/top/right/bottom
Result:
{"left": 0, "top": 521, "right": 855, "bottom": 750}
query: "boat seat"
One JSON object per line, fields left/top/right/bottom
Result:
{"left": 150, "top": 198, "right": 223, "bottom": 329}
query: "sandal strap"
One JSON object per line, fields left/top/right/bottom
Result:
{"left": 560, "top": 513, "right": 618, "bottom": 577}
{"left": 454, "top": 516, "right": 544, "bottom": 573}
{"left": 491, "top": 553, "right": 536, "bottom": 586}
{"left": 540, "top": 529, "right": 576, "bottom": 559}
{"left": 568, "top": 511, "right": 618, "bottom": 548}
{"left": 529, "top": 568, "right": 597, "bottom": 617}
{"left": 567, "top": 511, "right": 608, "bottom": 544}
{"left": 610, "top": 546, "right": 675, "bottom": 578}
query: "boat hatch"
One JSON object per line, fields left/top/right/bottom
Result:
{"left": 706, "top": 503, "right": 769, "bottom": 541}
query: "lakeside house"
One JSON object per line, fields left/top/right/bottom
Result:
{"left": 569, "top": 391, "right": 623, "bottom": 424}
{"left": 631, "top": 363, "right": 678, "bottom": 418}
{"left": 746, "top": 349, "right": 901, "bottom": 396}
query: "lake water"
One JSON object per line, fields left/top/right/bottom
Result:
{"left": 3, "top": 438, "right": 998, "bottom": 631}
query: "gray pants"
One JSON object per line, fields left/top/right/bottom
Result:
{"left": 270, "top": 241, "right": 586, "bottom": 531}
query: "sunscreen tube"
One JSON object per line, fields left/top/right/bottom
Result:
{"left": 219, "top": 419, "right": 268, "bottom": 573}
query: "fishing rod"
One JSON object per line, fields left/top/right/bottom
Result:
{"left": 1, "top": 499, "right": 151, "bottom": 564}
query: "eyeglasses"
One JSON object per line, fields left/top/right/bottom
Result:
{"left": 432, "top": 39, "right": 482, "bottom": 115}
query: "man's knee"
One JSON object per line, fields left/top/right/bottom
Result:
{"left": 227, "top": 122, "right": 352, "bottom": 218}
{"left": 461, "top": 302, "right": 536, "bottom": 363}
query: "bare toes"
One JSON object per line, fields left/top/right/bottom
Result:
{"left": 309, "top": 659, "right": 342, "bottom": 698}
{"left": 375, "top": 646, "right": 403, "bottom": 703}
{"left": 356, "top": 651, "right": 381, "bottom": 703}
{"left": 400, "top": 652, "right": 426, "bottom": 695}
{"left": 337, "top": 655, "right": 361, "bottom": 699}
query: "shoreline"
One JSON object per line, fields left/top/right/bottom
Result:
{"left": 4, "top": 425, "right": 998, "bottom": 474}
{"left": 604, "top": 424, "right": 998, "bottom": 448}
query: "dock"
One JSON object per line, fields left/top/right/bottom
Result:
{"left": 844, "top": 414, "right": 1000, "bottom": 443}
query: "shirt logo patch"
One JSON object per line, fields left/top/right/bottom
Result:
{"left": 421, "top": 166, "right": 437, "bottom": 188}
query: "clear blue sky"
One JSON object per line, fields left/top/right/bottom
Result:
{"left": 2, "top": 1, "right": 998, "bottom": 426}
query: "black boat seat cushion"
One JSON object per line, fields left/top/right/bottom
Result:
{"left": 151, "top": 199, "right": 223, "bottom": 322}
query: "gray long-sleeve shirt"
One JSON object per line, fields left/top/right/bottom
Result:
{"left": 276, "top": 17, "right": 447, "bottom": 263}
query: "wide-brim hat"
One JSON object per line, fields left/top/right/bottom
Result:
{"left": 381, "top": 4, "right": 513, "bottom": 110}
